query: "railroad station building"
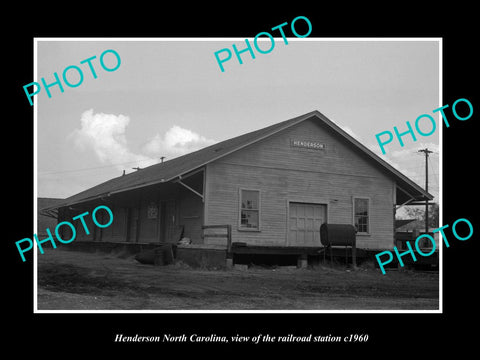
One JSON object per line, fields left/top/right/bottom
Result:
{"left": 42, "top": 110, "right": 432, "bottom": 265}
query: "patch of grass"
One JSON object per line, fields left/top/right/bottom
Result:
{"left": 38, "top": 263, "right": 135, "bottom": 296}
{"left": 37, "top": 250, "right": 439, "bottom": 310}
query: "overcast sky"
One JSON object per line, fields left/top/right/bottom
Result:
{"left": 36, "top": 39, "right": 440, "bottom": 205}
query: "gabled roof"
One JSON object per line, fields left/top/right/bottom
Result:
{"left": 44, "top": 110, "right": 433, "bottom": 210}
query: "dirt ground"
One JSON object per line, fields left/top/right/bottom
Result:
{"left": 36, "top": 249, "right": 439, "bottom": 311}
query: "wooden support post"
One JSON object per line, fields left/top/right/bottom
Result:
{"left": 352, "top": 243, "right": 357, "bottom": 269}
{"left": 227, "top": 224, "right": 232, "bottom": 253}
{"left": 226, "top": 225, "right": 233, "bottom": 269}
{"left": 99, "top": 209, "right": 104, "bottom": 242}
{"left": 297, "top": 254, "right": 308, "bottom": 269}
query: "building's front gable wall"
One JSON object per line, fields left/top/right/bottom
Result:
{"left": 205, "top": 118, "right": 395, "bottom": 250}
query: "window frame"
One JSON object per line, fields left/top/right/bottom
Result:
{"left": 238, "top": 188, "right": 261, "bottom": 231}
{"left": 353, "top": 196, "right": 370, "bottom": 235}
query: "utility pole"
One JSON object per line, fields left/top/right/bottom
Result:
{"left": 418, "top": 148, "right": 433, "bottom": 234}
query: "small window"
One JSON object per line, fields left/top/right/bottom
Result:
{"left": 240, "top": 189, "right": 260, "bottom": 230}
{"left": 354, "top": 197, "right": 369, "bottom": 234}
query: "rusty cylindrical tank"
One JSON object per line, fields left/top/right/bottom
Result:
{"left": 320, "top": 223, "right": 356, "bottom": 247}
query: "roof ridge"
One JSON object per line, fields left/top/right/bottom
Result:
{"left": 47, "top": 111, "right": 318, "bottom": 208}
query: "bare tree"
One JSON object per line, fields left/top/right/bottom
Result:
{"left": 403, "top": 203, "right": 439, "bottom": 229}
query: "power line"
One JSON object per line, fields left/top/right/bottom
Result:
{"left": 38, "top": 157, "right": 159, "bottom": 176}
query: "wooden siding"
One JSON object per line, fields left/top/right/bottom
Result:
{"left": 205, "top": 118, "right": 394, "bottom": 250}
{"left": 65, "top": 182, "right": 184, "bottom": 244}
{"left": 74, "top": 208, "right": 97, "bottom": 242}
{"left": 61, "top": 177, "right": 206, "bottom": 245}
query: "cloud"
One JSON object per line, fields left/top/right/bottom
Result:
{"left": 70, "top": 109, "right": 157, "bottom": 170}
{"left": 366, "top": 140, "right": 440, "bottom": 204}
{"left": 390, "top": 142, "right": 439, "bottom": 160}
{"left": 143, "top": 125, "right": 217, "bottom": 157}
{"left": 339, "top": 124, "right": 360, "bottom": 140}
{"left": 70, "top": 110, "right": 216, "bottom": 171}
{"left": 366, "top": 142, "right": 420, "bottom": 180}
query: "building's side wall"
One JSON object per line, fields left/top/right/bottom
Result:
{"left": 205, "top": 118, "right": 395, "bottom": 250}
{"left": 62, "top": 178, "right": 204, "bottom": 245}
